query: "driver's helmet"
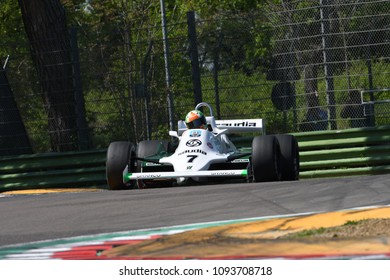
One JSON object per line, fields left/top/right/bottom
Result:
{"left": 185, "top": 110, "right": 206, "bottom": 129}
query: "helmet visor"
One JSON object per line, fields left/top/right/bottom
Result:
{"left": 186, "top": 116, "right": 206, "bottom": 129}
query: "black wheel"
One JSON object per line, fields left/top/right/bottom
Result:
{"left": 251, "top": 135, "right": 281, "bottom": 182}
{"left": 275, "top": 135, "right": 299, "bottom": 181}
{"left": 106, "top": 141, "right": 135, "bottom": 190}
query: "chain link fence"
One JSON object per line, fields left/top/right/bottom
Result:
{"left": 1, "top": 0, "right": 389, "bottom": 155}
{"left": 267, "top": 0, "right": 390, "bottom": 132}
{"left": 197, "top": 0, "right": 390, "bottom": 133}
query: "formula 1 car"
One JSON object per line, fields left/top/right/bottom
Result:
{"left": 106, "top": 102, "right": 299, "bottom": 190}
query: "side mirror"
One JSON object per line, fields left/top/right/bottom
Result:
{"left": 169, "top": 131, "right": 179, "bottom": 138}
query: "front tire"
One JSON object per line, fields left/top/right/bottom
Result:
{"left": 251, "top": 135, "right": 281, "bottom": 182}
{"left": 106, "top": 141, "right": 135, "bottom": 190}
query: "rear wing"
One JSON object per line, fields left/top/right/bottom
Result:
{"left": 215, "top": 119, "right": 265, "bottom": 134}
{"left": 176, "top": 117, "right": 265, "bottom": 136}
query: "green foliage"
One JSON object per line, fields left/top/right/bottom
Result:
{"left": 343, "top": 220, "right": 360, "bottom": 226}
{"left": 290, "top": 227, "right": 327, "bottom": 238}
{"left": 0, "top": 0, "right": 25, "bottom": 60}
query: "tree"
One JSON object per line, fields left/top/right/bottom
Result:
{"left": 18, "top": 0, "right": 78, "bottom": 151}
{"left": 182, "top": 0, "right": 272, "bottom": 75}
{"left": 0, "top": 68, "right": 33, "bottom": 155}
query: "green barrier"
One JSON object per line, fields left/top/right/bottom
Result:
{"left": 295, "top": 125, "right": 390, "bottom": 178}
{"left": 293, "top": 125, "right": 390, "bottom": 142}
{"left": 298, "top": 135, "right": 390, "bottom": 150}
{"left": 300, "top": 155, "right": 390, "bottom": 170}
{"left": 0, "top": 149, "right": 106, "bottom": 172}
{"left": 300, "top": 165, "right": 390, "bottom": 179}
{"left": 0, "top": 150, "right": 107, "bottom": 191}
{"left": 300, "top": 145, "right": 390, "bottom": 162}
{"left": 0, "top": 167, "right": 106, "bottom": 188}
{"left": 0, "top": 125, "right": 389, "bottom": 191}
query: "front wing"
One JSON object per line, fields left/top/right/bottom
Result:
{"left": 123, "top": 167, "right": 248, "bottom": 182}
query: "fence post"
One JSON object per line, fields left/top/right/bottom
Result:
{"left": 320, "top": 0, "right": 337, "bottom": 130}
{"left": 160, "top": 0, "right": 175, "bottom": 131}
{"left": 187, "top": 11, "right": 203, "bottom": 107}
{"left": 213, "top": 29, "right": 223, "bottom": 119}
{"left": 365, "top": 33, "right": 376, "bottom": 126}
{"left": 213, "top": 50, "right": 221, "bottom": 119}
{"left": 70, "top": 27, "right": 90, "bottom": 150}
{"left": 142, "top": 41, "right": 153, "bottom": 140}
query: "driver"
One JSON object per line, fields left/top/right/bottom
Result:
{"left": 185, "top": 110, "right": 207, "bottom": 129}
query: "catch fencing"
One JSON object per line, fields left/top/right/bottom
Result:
{"left": 0, "top": 0, "right": 389, "bottom": 155}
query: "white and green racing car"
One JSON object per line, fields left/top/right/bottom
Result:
{"left": 106, "top": 102, "right": 299, "bottom": 190}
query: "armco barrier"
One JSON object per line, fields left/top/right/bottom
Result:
{"left": 0, "top": 126, "right": 389, "bottom": 191}
{"left": 0, "top": 150, "right": 107, "bottom": 191}
{"left": 295, "top": 125, "right": 390, "bottom": 178}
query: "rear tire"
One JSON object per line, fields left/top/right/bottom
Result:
{"left": 106, "top": 141, "right": 135, "bottom": 190}
{"left": 251, "top": 135, "right": 281, "bottom": 182}
{"left": 275, "top": 135, "right": 299, "bottom": 181}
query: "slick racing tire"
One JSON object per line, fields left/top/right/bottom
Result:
{"left": 275, "top": 135, "right": 299, "bottom": 181}
{"left": 251, "top": 135, "right": 281, "bottom": 182}
{"left": 106, "top": 141, "right": 136, "bottom": 190}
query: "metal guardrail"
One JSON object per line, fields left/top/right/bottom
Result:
{"left": 0, "top": 150, "right": 107, "bottom": 190}
{"left": 0, "top": 126, "right": 389, "bottom": 191}
{"left": 295, "top": 125, "right": 390, "bottom": 178}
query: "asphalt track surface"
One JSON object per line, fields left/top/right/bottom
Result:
{"left": 1, "top": 174, "right": 390, "bottom": 247}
